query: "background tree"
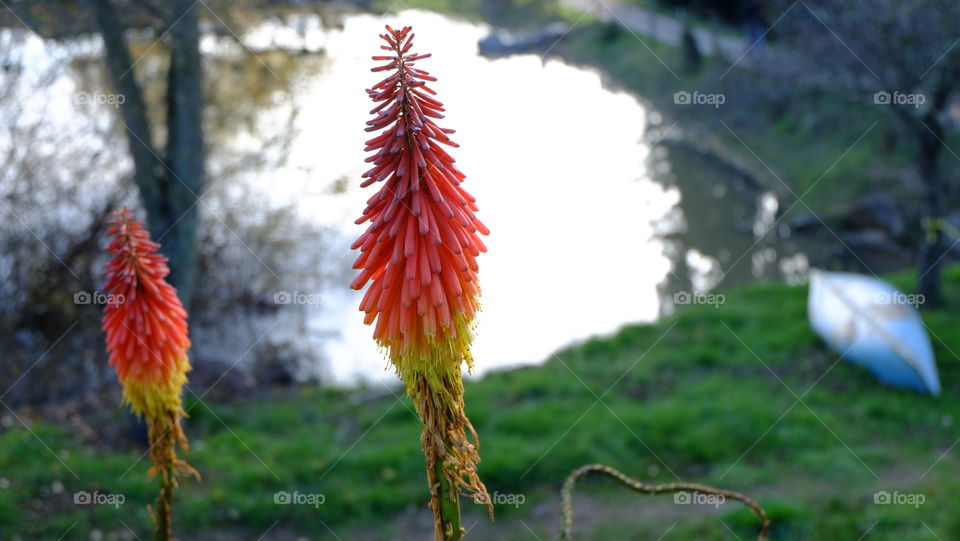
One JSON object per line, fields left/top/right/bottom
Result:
{"left": 88, "top": 0, "right": 205, "bottom": 307}
{"left": 0, "top": 2, "right": 335, "bottom": 407}
{"left": 767, "top": 0, "right": 960, "bottom": 306}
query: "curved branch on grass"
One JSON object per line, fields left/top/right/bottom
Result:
{"left": 560, "top": 464, "right": 770, "bottom": 541}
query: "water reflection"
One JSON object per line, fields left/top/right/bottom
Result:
{"left": 6, "top": 9, "right": 829, "bottom": 385}
{"left": 268, "top": 10, "right": 826, "bottom": 383}
{"left": 269, "top": 11, "right": 675, "bottom": 382}
{"left": 651, "top": 142, "right": 823, "bottom": 316}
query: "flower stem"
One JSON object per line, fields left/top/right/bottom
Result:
{"left": 432, "top": 443, "right": 464, "bottom": 541}
{"left": 154, "top": 461, "right": 175, "bottom": 541}
{"left": 145, "top": 409, "right": 196, "bottom": 541}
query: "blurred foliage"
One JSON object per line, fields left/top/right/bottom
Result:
{"left": 618, "top": 0, "right": 758, "bottom": 26}
{"left": 0, "top": 21, "right": 339, "bottom": 407}
{"left": 652, "top": 0, "right": 754, "bottom": 24}
{"left": 555, "top": 20, "right": 929, "bottom": 220}
{"left": 373, "top": 0, "right": 561, "bottom": 28}
{"left": 3, "top": 265, "right": 960, "bottom": 539}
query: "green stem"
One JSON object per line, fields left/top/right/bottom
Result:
{"left": 154, "top": 462, "right": 175, "bottom": 541}
{"left": 433, "top": 446, "right": 463, "bottom": 541}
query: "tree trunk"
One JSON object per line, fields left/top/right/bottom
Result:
{"left": 88, "top": 0, "right": 166, "bottom": 222}
{"left": 88, "top": 0, "right": 205, "bottom": 307}
{"left": 916, "top": 118, "right": 945, "bottom": 307}
{"left": 160, "top": 0, "right": 205, "bottom": 307}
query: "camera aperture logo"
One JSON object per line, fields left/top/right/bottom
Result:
{"left": 673, "top": 90, "right": 725, "bottom": 108}
{"left": 274, "top": 490, "right": 325, "bottom": 508}
{"left": 874, "top": 490, "right": 924, "bottom": 508}
{"left": 673, "top": 290, "right": 725, "bottom": 308}
{"left": 674, "top": 491, "right": 725, "bottom": 508}
{"left": 74, "top": 290, "right": 125, "bottom": 306}
{"left": 273, "top": 291, "right": 322, "bottom": 305}
{"left": 74, "top": 490, "right": 125, "bottom": 508}
{"left": 475, "top": 491, "right": 525, "bottom": 508}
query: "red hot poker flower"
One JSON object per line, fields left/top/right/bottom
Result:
{"left": 351, "top": 25, "right": 489, "bottom": 359}
{"left": 101, "top": 208, "right": 196, "bottom": 539}
{"left": 350, "top": 26, "right": 492, "bottom": 537}
{"left": 103, "top": 209, "right": 190, "bottom": 398}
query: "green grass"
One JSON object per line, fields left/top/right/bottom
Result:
{"left": 3, "top": 266, "right": 960, "bottom": 539}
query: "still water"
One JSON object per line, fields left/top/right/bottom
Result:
{"left": 6, "top": 9, "right": 819, "bottom": 385}
{"left": 262, "top": 10, "right": 815, "bottom": 383}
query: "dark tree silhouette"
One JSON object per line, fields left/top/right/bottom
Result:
{"left": 88, "top": 0, "right": 205, "bottom": 307}
{"left": 769, "top": 0, "right": 960, "bottom": 306}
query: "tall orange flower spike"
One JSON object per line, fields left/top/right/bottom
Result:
{"left": 350, "top": 25, "right": 492, "bottom": 538}
{"left": 102, "top": 208, "right": 197, "bottom": 540}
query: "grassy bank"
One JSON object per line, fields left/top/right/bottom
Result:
{"left": 551, "top": 19, "right": 914, "bottom": 215}
{"left": 3, "top": 266, "right": 960, "bottom": 539}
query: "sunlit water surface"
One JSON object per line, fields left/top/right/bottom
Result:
{"left": 9, "top": 10, "right": 817, "bottom": 385}
{"left": 263, "top": 11, "right": 675, "bottom": 383}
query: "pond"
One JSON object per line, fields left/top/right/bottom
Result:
{"left": 3, "top": 8, "right": 829, "bottom": 386}
{"left": 265, "top": 10, "right": 825, "bottom": 383}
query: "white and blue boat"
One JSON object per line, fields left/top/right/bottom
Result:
{"left": 808, "top": 269, "right": 941, "bottom": 395}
